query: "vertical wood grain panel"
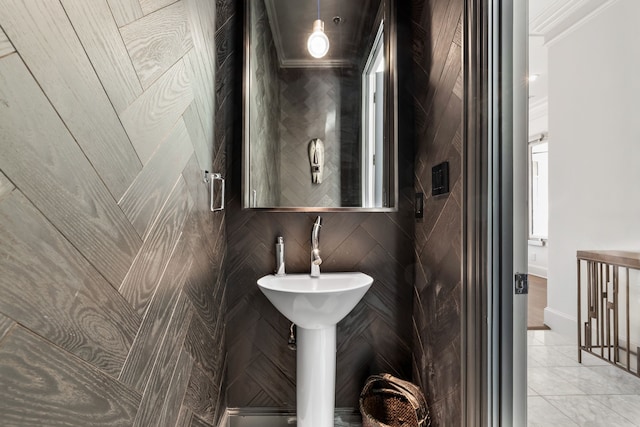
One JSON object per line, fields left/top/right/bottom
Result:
{"left": 184, "top": 0, "right": 216, "bottom": 64}
{"left": 0, "top": 27, "right": 14, "bottom": 57}
{"left": 119, "top": 175, "right": 191, "bottom": 314}
{"left": 183, "top": 362, "right": 218, "bottom": 423}
{"left": 0, "top": 327, "right": 141, "bottom": 426}
{"left": 0, "top": 170, "right": 14, "bottom": 202}
{"left": 132, "top": 293, "right": 194, "bottom": 426}
{"left": 0, "top": 313, "right": 15, "bottom": 343}
{"left": 119, "top": 238, "right": 193, "bottom": 391}
{"left": 184, "top": 48, "right": 215, "bottom": 152}
{"left": 119, "top": 59, "right": 194, "bottom": 164}
{"left": 0, "top": 53, "right": 142, "bottom": 287}
{"left": 0, "top": 0, "right": 142, "bottom": 200}
{"left": 106, "top": 0, "right": 143, "bottom": 27}
{"left": 119, "top": 120, "right": 194, "bottom": 238}
{"left": 140, "top": 0, "right": 179, "bottom": 16}
{"left": 158, "top": 349, "right": 194, "bottom": 427}
{"left": 60, "top": 0, "right": 143, "bottom": 113}
{"left": 184, "top": 0, "right": 216, "bottom": 148}
{"left": 175, "top": 407, "right": 194, "bottom": 427}
{"left": 120, "top": 1, "right": 194, "bottom": 88}
{"left": 183, "top": 102, "right": 212, "bottom": 171}
{"left": 185, "top": 310, "right": 222, "bottom": 378}
{"left": 0, "top": 190, "right": 141, "bottom": 376}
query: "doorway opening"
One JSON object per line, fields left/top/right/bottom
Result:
{"left": 525, "top": 0, "right": 640, "bottom": 425}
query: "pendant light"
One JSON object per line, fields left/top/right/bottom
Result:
{"left": 307, "top": 0, "right": 329, "bottom": 58}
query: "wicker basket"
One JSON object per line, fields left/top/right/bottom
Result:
{"left": 359, "top": 374, "right": 430, "bottom": 427}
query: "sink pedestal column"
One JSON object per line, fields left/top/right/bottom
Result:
{"left": 296, "top": 325, "right": 336, "bottom": 427}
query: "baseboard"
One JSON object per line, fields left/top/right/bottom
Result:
{"left": 216, "top": 409, "right": 229, "bottom": 427}
{"left": 217, "top": 407, "right": 361, "bottom": 425}
{"left": 543, "top": 307, "right": 576, "bottom": 338}
{"left": 528, "top": 264, "right": 547, "bottom": 278}
{"left": 528, "top": 324, "right": 550, "bottom": 331}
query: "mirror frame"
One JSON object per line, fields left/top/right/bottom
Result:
{"left": 241, "top": 0, "right": 397, "bottom": 211}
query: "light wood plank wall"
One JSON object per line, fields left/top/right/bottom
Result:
{"left": 0, "top": 0, "right": 227, "bottom": 425}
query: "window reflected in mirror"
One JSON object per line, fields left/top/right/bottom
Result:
{"left": 529, "top": 139, "right": 548, "bottom": 239}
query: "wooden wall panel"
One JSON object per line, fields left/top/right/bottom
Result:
{"left": 157, "top": 349, "right": 195, "bottom": 427}
{"left": 184, "top": 49, "right": 215, "bottom": 155}
{"left": 0, "top": 313, "right": 15, "bottom": 343}
{"left": 0, "top": 53, "right": 142, "bottom": 287}
{"left": 132, "top": 293, "right": 194, "bottom": 426}
{"left": 183, "top": 362, "right": 218, "bottom": 423}
{"left": 410, "top": 0, "right": 463, "bottom": 425}
{"left": 106, "top": 0, "right": 143, "bottom": 27}
{"left": 0, "top": 0, "right": 230, "bottom": 425}
{"left": 140, "top": 0, "right": 179, "bottom": 16}
{"left": 119, "top": 59, "right": 194, "bottom": 164}
{"left": 119, "top": 176, "right": 192, "bottom": 315}
{"left": 119, "top": 237, "right": 193, "bottom": 391}
{"left": 119, "top": 120, "right": 194, "bottom": 238}
{"left": 183, "top": 102, "right": 213, "bottom": 171}
{"left": 0, "top": 191, "right": 140, "bottom": 376}
{"left": 0, "top": 327, "right": 141, "bottom": 426}
{"left": 185, "top": 310, "right": 223, "bottom": 379}
{"left": 0, "top": 28, "right": 13, "bottom": 57}
{"left": 0, "top": 0, "right": 142, "bottom": 201}
{"left": 60, "top": 0, "right": 143, "bottom": 113}
{"left": 120, "top": 1, "right": 194, "bottom": 88}
{"left": 0, "top": 170, "right": 14, "bottom": 201}
{"left": 184, "top": 0, "right": 217, "bottom": 148}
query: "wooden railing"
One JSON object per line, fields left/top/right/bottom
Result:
{"left": 577, "top": 250, "right": 640, "bottom": 375}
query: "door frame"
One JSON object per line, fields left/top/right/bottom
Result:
{"left": 461, "top": 0, "right": 527, "bottom": 425}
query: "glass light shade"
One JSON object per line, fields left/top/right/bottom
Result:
{"left": 307, "top": 19, "right": 329, "bottom": 58}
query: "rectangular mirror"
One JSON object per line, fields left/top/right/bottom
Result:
{"left": 243, "top": 0, "right": 397, "bottom": 210}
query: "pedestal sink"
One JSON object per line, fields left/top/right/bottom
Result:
{"left": 257, "top": 272, "right": 373, "bottom": 427}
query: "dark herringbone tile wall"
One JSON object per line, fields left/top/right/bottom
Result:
{"left": 410, "top": 0, "right": 464, "bottom": 425}
{"left": 224, "top": 1, "right": 418, "bottom": 411}
{"left": 224, "top": 1, "right": 464, "bottom": 420}
{"left": 224, "top": 202, "right": 416, "bottom": 407}
{"left": 278, "top": 68, "right": 361, "bottom": 207}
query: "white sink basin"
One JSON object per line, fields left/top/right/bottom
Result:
{"left": 257, "top": 272, "right": 373, "bottom": 329}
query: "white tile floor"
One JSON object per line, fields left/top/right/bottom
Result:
{"left": 528, "top": 330, "right": 640, "bottom": 426}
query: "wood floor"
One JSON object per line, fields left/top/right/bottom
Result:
{"left": 528, "top": 275, "right": 549, "bottom": 330}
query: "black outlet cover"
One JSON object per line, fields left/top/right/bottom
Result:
{"left": 432, "top": 162, "right": 449, "bottom": 196}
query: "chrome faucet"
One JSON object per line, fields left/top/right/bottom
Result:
{"left": 275, "top": 236, "right": 285, "bottom": 276}
{"left": 310, "top": 216, "right": 322, "bottom": 277}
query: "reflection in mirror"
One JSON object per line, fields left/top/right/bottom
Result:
{"left": 243, "top": 0, "right": 396, "bottom": 210}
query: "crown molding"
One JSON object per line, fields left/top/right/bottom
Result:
{"left": 279, "top": 58, "right": 353, "bottom": 69}
{"left": 530, "top": 0, "right": 617, "bottom": 45}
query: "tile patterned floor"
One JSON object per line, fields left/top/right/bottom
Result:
{"left": 528, "top": 330, "right": 640, "bottom": 426}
